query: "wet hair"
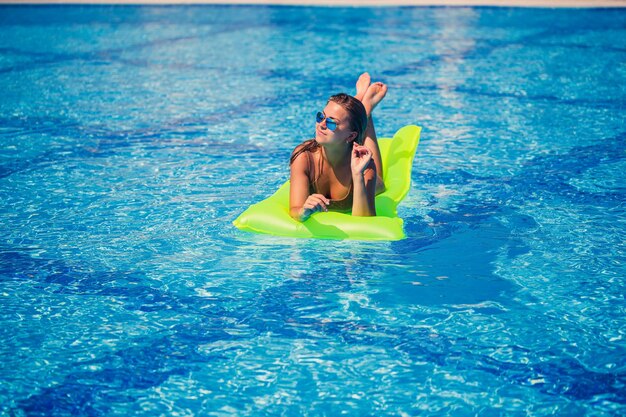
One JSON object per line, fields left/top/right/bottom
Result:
{"left": 289, "top": 93, "right": 368, "bottom": 166}
{"left": 328, "top": 93, "right": 368, "bottom": 145}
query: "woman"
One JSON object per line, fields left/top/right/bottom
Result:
{"left": 289, "top": 73, "right": 388, "bottom": 222}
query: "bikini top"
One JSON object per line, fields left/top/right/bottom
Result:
{"left": 305, "top": 148, "right": 353, "bottom": 213}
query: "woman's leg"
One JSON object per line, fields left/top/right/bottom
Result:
{"left": 355, "top": 72, "right": 371, "bottom": 101}
{"left": 357, "top": 78, "right": 388, "bottom": 194}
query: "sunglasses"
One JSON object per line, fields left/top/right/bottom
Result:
{"left": 316, "top": 111, "right": 338, "bottom": 131}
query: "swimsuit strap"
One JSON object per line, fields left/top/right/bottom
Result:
{"left": 305, "top": 147, "right": 322, "bottom": 190}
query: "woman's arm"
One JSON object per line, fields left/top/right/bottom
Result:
{"left": 362, "top": 116, "right": 385, "bottom": 194}
{"left": 289, "top": 152, "right": 329, "bottom": 222}
{"left": 351, "top": 144, "right": 377, "bottom": 217}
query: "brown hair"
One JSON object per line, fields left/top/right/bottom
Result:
{"left": 328, "top": 93, "right": 368, "bottom": 145}
{"left": 289, "top": 93, "right": 367, "bottom": 166}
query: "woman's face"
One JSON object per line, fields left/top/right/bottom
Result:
{"left": 315, "top": 101, "right": 357, "bottom": 146}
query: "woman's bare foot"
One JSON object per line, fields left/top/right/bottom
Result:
{"left": 360, "top": 82, "right": 387, "bottom": 117}
{"left": 354, "top": 72, "right": 371, "bottom": 101}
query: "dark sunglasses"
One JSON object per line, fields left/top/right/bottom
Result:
{"left": 316, "top": 111, "right": 338, "bottom": 131}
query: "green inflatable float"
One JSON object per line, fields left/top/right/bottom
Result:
{"left": 233, "top": 124, "right": 421, "bottom": 241}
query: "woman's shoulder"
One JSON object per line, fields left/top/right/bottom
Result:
{"left": 290, "top": 139, "right": 318, "bottom": 166}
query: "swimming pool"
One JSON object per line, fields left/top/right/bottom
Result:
{"left": 1, "top": 4, "right": 624, "bottom": 415}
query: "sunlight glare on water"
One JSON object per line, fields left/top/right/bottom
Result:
{"left": 0, "top": 5, "right": 625, "bottom": 416}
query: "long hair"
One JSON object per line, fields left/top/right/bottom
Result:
{"left": 289, "top": 93, "right": 367, "bottom": 166}
{"left": 328, "top": 93, "right": 368, "bottom": 145}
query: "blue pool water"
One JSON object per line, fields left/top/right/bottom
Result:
{"left": 1, "top": 4, "right": 625, "bottom": 415}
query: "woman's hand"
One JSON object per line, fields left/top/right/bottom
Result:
{"left": 351, "top": 142, "right": 373, "bottom": 177}
{"left": 299, "top": 193, "right": 330, "bottom": 221}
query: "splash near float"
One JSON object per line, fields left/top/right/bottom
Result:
{"left": 233, "top": 125, "right": 421, "bottom": 241}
